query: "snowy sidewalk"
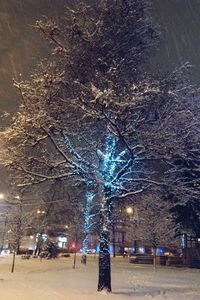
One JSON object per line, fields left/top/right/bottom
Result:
{"left": 0, "top": 255, "right": 199, "bottom": 300}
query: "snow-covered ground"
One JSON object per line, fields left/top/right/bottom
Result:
{"left": 0, "top": 254, "right": 199, "bottom": 300}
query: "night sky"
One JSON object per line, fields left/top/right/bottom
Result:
{"left": 1, "top": 0, "right": 200, "bottom": 189}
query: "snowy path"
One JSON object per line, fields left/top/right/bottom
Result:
{"left": 0, "top": 255, "right": 199, "bottom": 300}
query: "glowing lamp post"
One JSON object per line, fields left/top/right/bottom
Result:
{"left": 34, "top": 209, "right": 46, "bottom": 256}
{"left": 126, "top": 206, "right": 134, "bottom": 216}
{"left": 37, "top": 209, "right": 45, "bottom": 215}
{"left": 0, "top": 193, "right": 4, "bottom": 200}
{"left": 122, "top": 206, "right": 134, "bottom": 257}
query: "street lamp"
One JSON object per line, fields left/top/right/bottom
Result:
{"left": 125, "top": 206, "right": 134, "bottom": 216}
{"left": 37, "top": 209, "right": 45, "bottom": 214}
{"left": 34, "top": 209, "right": 46, "bottom": 256}
{"left": 0, "top": 193, "right": 4, "bottom": 200}
{"left": 122, "top": 206, "right": 134, "bottom": 257}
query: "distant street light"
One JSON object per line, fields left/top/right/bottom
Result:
{"left": 126, "top": 206, "right": 134, "bottom": 216}
{"left": 37, "top": 209, "right": 45, "bottom": 214}
{"left": 0, "top": 193, "right": 4, "bottom": 200}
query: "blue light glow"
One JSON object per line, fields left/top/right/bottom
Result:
{"left": 82, "top": 191, "right": 95, "bottom": 256}
{"left": 139, "top": 247, "right": 145, "bottom": 254}
{"left": 62, "top": 132, "right": 138, "bottom": 257}
{"left": 130, "top": 247, "right": 136, "bottom": 254}
{"left": 96, "top": 243, "right": 113, "bottom": 254}
{"left": 156, "top": 247, "right": 165, "bottom": 255}
{"left": 100, "top": 133, "right": 127, "bottom": 195}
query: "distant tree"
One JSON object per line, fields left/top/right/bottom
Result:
{"left": 5, "top": 192, "right": 30, "bottom": 273}
{"left": 5, "top": 193, "right": 28, "bottom": 255}
{"left": 167, "top": 154, "right": 200, "bottom": 238}
{"left": 111, "top": 199, "right": 136, "bottom": 257}
{"left": 132, "top": 193, "right": 178, "bottom": 271}
{"left": 7, "top": 207, "right": 23, "bottom": 255}
{"left": 27, "top": 181, "right": 86, "bottom": 256}
{"left": 1, "top": 0, "right": 198, "bottom": 292}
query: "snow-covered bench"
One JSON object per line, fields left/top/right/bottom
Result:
{"left": 129, "top": 255, "right": 153, "bottom": 264}
{"left": 21, "top": 254, "right": 31, "bottom": 259}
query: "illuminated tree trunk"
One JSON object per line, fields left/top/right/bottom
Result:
{"left": 97, "top": 192, "right": 112, "bottom": 292}
{"left": 81, "top": 191, "right": 95, "bottom": 265}
{"left": 81, "top": 233, "right": 88, "bottom": 264}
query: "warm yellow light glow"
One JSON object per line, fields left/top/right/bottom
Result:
{"left": 65, "top": 225, "right": 69, "bottom": 229}
{"left": 37, "top": 209, "right": 45, "bottom": 214}
{"left": 0, "top": 193, "right": 4, "bottom": 200}
{"left": 126, "top": 206, "right": 134, "bottom": 215}
{"left": 30, "top": 235, "right": 34, "bottom": 239}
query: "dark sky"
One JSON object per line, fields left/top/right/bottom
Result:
{"left": 1, "top": 0, "right": 200, "bottom": 122}
{"left": 0, "top": 0, "right": 68, "bottom": 121}
{"left": 1, "top": 0, "right": 200, "bottom": 189}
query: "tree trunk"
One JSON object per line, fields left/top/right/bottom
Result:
{"left": 81, "top": 191, "right": 95, "bottom": 264}
{"left": 97, "top": 195, "right": 112, "bottom": 292}
{"left": 134, "top": 240, "right": 138, "bottom": 254}
{"left": 0, "top": 215, "right": 8, "bottom": 254}
{"left": 16, "top": 238, "right": 21, "bottom": 255}
{"left": 98, "top": 247, "right": 111, "bottom": 292}
{"left": 112, "top": 222, "right": 116, "bottom": 258}
{"left": 73, "top": 247, "right": 77, "bottom": 269}
{"left": 11, "top": 250, "right": 16, "bottom": 273}
{"left": 122, "top": 231, "right": 125, "bottom": 258}
{"left": 81, "top": 233, "right": 88, "bottom": 265}
{"left": 73, "top": 231, "right": 78, "bottom": 269}
{"left": 153, "top": 247, "right": 157, "bottom": 272}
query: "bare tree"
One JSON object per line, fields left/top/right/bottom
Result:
{"left": 6, "top": 193, "right": 29, "bottom": 272}
{"left": 132, "top": 193, "right": 178, "bottom": 271}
